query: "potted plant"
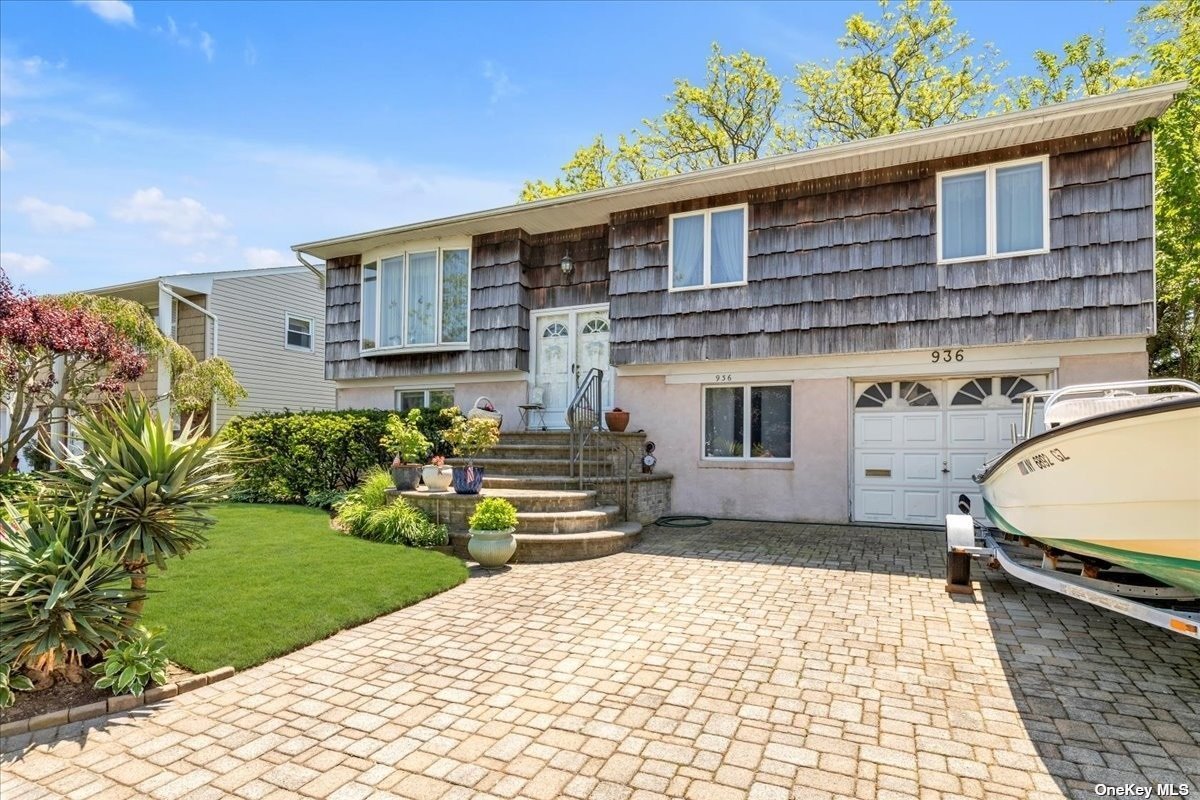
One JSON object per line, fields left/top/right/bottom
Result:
{"left": 467, "top": 496, "right": 518, "bottom": 568}
{"left": 381, "top": 414, "right": 431, "bottom": 491}
{"left": 421, "top": 455, "right": 453, "bottom": 492}
{"left": 604, "top": 407, "right": 630, "bottom": 432}
{"left": 442, "top": 415, "right": 500, "bottom": 494}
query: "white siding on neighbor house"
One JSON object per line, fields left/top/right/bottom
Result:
{"left": 207, "top": 271, "right": 336, "bottom": 428}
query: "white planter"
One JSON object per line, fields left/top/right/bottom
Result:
{"left": 467, "top": 528, "right": 517, "bottom": 568}
{"left": 421, "top": 465, "right": 453, "bottom": 492}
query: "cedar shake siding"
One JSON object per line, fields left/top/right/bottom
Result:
{"left": 608, "top": 128, "right": 1154, "bottom": 365}
{"left": 325, "top": 225, "right": 609, "bottom": 381}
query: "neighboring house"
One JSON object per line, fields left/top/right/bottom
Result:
{"left": 85, "top": 266, "right": 336, "bottom": 433}
{"left": 293, "top": 83, "right": 1183, "bottom": 527}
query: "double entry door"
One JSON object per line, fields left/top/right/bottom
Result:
{"left": 531, "top": 305, "right": 614, "bottom": 428}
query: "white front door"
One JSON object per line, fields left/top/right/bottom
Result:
{"left": 532, "top": 306, "right": 614, "bottom": 428}
{"left": 852, "top": 375, "right": 1046, "bottom": 525}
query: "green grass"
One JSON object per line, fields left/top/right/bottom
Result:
{"left": 140, "top": 503, "right": 468, "bottom": 672}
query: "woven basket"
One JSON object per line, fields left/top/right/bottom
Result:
{"left": 466, "top": 396, "right": 503, "bottom": 426}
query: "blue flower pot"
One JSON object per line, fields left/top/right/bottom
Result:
{"left": 452, "top": 465, "right": 485, "bottom": 494}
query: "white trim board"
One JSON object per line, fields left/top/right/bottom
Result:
{"left": 334, "top": 370, "right": 528, "bottom": 389}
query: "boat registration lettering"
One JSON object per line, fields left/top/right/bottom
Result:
{"left": 1016, "top": 448, "right": 1070, "bottom": 476}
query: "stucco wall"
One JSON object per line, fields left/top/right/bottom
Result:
{"left": 337, "top": 379, "right": 528, "bottom": 431}
{"left": 617, "top": 375, "right": 850, "bottom": 523}
{"left": 1057, "top": 351, "right": 1148, "bottom": 387}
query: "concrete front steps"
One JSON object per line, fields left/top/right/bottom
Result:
{"left": 399, "top": 486, "right": 642, "bottom": 564}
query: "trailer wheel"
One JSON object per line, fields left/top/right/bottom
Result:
{"left": 946, "top": 551, "right": 972, "bottom": 593}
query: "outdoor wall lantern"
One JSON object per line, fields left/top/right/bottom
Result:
{"left": 560, "top": 249, "right": 573, "bottom": 276}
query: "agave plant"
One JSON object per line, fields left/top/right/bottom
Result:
{"left": 48, "top": 396, "right": 239, "bottom": 614}
{"left": 0, "top": 501, "right": 141, "bottom": 678}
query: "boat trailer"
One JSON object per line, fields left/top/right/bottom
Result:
{"left": 945, "top": 513, "right": 1200, "bottom": 640}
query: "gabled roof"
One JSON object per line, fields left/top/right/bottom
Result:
{"left": 293, "top": 81, "right": 1186, "bottom": 261}
{"left": 83, "top": 265, "right": 320, "bottom": 305}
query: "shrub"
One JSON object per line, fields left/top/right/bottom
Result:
{"left": 468, "top": 497, "right": 518, "bottom": 531}
{"left": 381, "top": 412, "right": 431, "bottom": 464}
{"left": 405, "top": 522, "right": 450, "bottom": 548}
{"left": 443, "top": 415, "right": 500, "bottom": 464}
{"left": 334, "top": 498, "right": 373, "bottom": 536}
{"left": 222, "top": 410, "right": 392, "bottom": 504}
{"left": 334, "top": 469, "right": 447, "bottom": 546}
{"left": 0, "top": 503, "right": 141, "bottom": 676}
{"left": 408, "top": 406, "right": 461, "bottom": 457}
{"left": 304, "top": 488, "right": 347, "bottom": 511}
{"left": 0, "top": 471, "right": 39, "bottom": 502}
{"left": 0, "top": 663, "right": 34, "bottom": 709}
{"left": 91, "top": 627, "right": 168, "bottom": 697}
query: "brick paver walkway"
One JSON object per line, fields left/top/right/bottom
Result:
{"left": 3, "top": 522, "right": 1198, "bottom": 800}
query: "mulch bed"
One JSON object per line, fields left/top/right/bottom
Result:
{"left": 3, "top": 662, "right": 195, "bottom": 723}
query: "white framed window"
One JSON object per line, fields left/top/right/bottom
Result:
{"left": 702, "top": 384, "right": 792, "bottom": 460}
{"left": 360, "top": 247, "right": 470, "bottom": 353}
{"left": 937, "top": 156, "right": 1050, "bottom": 263}
{"left": 668, "top": 203, "right": 748, "bottom": 291}
{"left": 394, "top": 388, "right": 455, "bottom": 413}
{"left": 284, "top": 314, "right": 314, "bottom": 351}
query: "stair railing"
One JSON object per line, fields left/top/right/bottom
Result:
{"left": 567, "top": 368, "right": 604, "bottom": 488}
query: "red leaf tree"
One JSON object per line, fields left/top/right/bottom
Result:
{"left": 1, "top": 270, "right": 148, "bottom": 472}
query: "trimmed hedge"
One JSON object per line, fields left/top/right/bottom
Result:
{"left": 222, "top": 410, "right": 392, "bottom": 505}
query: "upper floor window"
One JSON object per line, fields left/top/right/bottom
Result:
{"left": 938, "top": 156, "right": 1049, "bottom": 263}
{"left": 285, "top": 314, "right": 314, "bottom": 351}
{"left": 669, "top": 204, "right": 748, "bottom": 291}
{"left": 360, "top": 248, "right": 469, "bottom": 352}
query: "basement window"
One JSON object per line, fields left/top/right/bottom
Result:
{"left": 669, "top": 204, "right": 748, "bottom": 291}
{"left": 703, "top": 384, "right": 791, "bottom": 460}
{"left": 395, "top": 388, "right": 455, "bottom": 413}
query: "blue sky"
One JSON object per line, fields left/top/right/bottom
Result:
{"left": 1, "top": 0, "right": 1142, "bottom": 293}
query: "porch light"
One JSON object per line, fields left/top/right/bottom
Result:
{"left": 561, "top": 249, "right": 573, "bottom": 276}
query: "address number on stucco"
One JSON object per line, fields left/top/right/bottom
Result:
{"left": 714, "top": 374, "right": 735, "bottom": 382}
{"left": 931, "top": 349, "right": 965, "bottom": 363}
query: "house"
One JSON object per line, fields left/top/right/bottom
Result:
{"left": 84, "top": 265, "right": 336, "bottom": 433}
{"left": 293, "top": 82, "right": 1183, "bottom": 528}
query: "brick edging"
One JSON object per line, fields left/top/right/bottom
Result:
{"left": 0, "top": 665, "right": 235, "bottom": 739}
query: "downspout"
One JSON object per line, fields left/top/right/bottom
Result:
{"left": 295, "top": 252, "right": 325, "bottom": 287}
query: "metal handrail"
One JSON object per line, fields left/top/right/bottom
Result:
{"left": 567, "top": 368, "right": 603, "bottom": 486}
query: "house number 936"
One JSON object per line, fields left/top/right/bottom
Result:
{"left": 931, "top": 349, "right": 965, "bottom": 363}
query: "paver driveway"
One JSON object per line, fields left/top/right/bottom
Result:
{"left": 3, "top": 522, "right": 1199, "bottom": 800}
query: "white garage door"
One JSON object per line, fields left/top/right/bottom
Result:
{"left": 853, "top": 376, "right": 1046, "bottom": 525}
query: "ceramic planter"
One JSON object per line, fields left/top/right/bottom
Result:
{"left": 604, "top": 410, "right": 630, "bottom": 432}
{"left": 452, "top": 465, "right": 485, "bottom": 494}
{"left": 391, "top": 465, "right": 421, "bottom": 491}
{"left": 467, "top": 528, "right": 516, "bottom": 568}
{"left": 421, "top": 465, "right": 453, "bottom": 492}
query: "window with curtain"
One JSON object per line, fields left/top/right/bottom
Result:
{"left": 360, "top": 247, "right": 471, "bottom": 352}
{"left": 670, "top": 204, "right": 747, "bottom": 290}
{"left": 704, "top": 384, "right": 792, "bottom": 460}
{"left": 938, "top": 157, "right": 1048, "bottom": 262}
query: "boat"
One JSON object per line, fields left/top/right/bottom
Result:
{"left": 973, "top": 379, "right": 1200, "bottom": 595}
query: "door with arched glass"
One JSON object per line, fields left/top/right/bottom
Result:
{"left": 531, "top": 305, "right": 614, "bottom": 427}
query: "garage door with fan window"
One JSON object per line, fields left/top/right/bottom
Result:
{"left": 852, "top": 375, "right": 1046, "bottom": 525}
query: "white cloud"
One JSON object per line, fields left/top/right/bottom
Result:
{"left": 156, "top": 17, "right": 216, "bottom": 62}
{"left": 0, "top": 252, "right": 52, "bottom": 274}
{"left": 73, "top": 0, "right": 135, "bottom": 27}
{"left": 481, "top": 60, "right": 520, "bottom": 104}
{"left": 242, "top": 247, "right": 290, "bottom": 268}
{"left": 111, "top": 187, "right": 231, "bottom": 245}
{"left": 0, "top": 146, "right": 9, "bottom": 170}
{"left": 16, "top": 197, "right": 96, "bottom": 232}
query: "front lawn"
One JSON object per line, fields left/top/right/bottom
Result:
{"left": 140, "top": 503, "right": 468, "bottom": 672}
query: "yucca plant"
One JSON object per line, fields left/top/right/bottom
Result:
{"left": 0, "top": 501, "right": 141, "bottom": 679}
{"left": 47, "top": 396, "right": 239, "bottom": 614}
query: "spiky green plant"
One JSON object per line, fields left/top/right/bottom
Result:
{"left": 47, "top": 396, "right": 239, "bottom": 614}
{"left": 91, "top": 627, "right": 168, "bottom": 697}
{"left": 0, "top": 501, "right": 141, "bottom": 676}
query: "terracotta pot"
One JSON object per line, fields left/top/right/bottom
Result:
{"left": 421, "top": 465, "right": 453, "bottom": 492}
{"left": 604, "top": 410, "right": 630, "bottom": 433}
{"left": 467, "top": 528, "right": 516, "bottom": 568}
{"left": 391, "top": 465, "right": 421, "bottom": 491}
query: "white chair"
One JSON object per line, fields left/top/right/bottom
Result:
{"left": 518, "top": 386, "right": 547, "bottom": 431}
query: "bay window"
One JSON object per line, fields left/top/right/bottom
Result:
{"left": 704, "top": 384, "right": 792, "bottom": 460}
{"left": 360, "top": 248, "right": 470, "bottom": 352}
{"left": 938, "top": 156, "right": 1049, "bottom": 262}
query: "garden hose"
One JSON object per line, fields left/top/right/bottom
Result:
{"left": 654, "top": 515, "right": 713, "bottom": 528}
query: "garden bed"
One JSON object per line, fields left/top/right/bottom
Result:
{"left": 3, "top": 662, "right": 194, "bottom": 723}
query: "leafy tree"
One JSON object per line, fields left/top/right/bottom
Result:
{"left": 789, "top": 0, "right": 1001, "bottom": 147}
{"left": 521, "top": 45, "right": 783, "bottom": 200}
{"left": 0, "top": 270, "right": 246, "bottom": 472}
{"left": 1002, "top": 33, "right": 1141, "bottom": 111}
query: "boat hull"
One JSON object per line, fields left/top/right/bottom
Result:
{"left": 977, "top": 398, "right": 1200, "bottom": 594}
